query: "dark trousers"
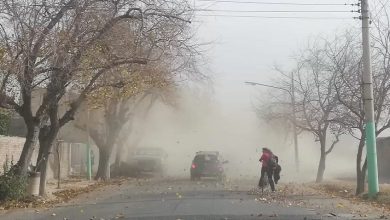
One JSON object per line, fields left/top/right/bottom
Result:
{"left": 258, "top": 166, "right": 275, "bottom": 191}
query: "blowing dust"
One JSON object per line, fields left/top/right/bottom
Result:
{"left": 121, "top": 87, "right": 357, "bottom": 183}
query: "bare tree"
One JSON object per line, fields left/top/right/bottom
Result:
{"left": 261, "top": 28, "right": 389, "bottom": 186}
{"left": 78, "top": 11, "right": 199, "bottom": 181}
{"left": 332, "top": 24, "right": 390, "bottom": 194}
{"left": 75, "top": 19, "right": 196, "bottom": 180}
{"left": 259, "top": 40, "right": 346, "bottom": 183}
{"left": 112, "top": 85, "right": 176, "bottom": 173}
{"left": 0, "top": 0, "right": 195, "bottom": 195}
{"left": 91, "top": 94, "right": 148, "bottom": 180}
{"left": 287, "top": 27, "right": 390, "bottom": 193}
{"left": 294, "top": 54, "right": 345, "bottom": 183}
{"left": 112, "top": 94, "right": 157, "bottom": 172}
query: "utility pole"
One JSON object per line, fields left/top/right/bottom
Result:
{"left": 291, "top": 72, "right": 299, "bottom": 172}
{"left": 361, "top": 0, "right": 379, "bottom": 197}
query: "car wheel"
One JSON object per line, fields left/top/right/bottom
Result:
{"left": 191, "top": 174, "right": 198, "bottom": 181}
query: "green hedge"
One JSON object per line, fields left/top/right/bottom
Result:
{"left": 0, "top": 109, "right": 11, "bottom": 136}
{"left": 0, "top": 159, "right": 27, "bottom": 201}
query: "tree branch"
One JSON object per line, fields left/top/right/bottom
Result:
{"left": 325, "top": 134, "right": 340, "bottom": 155}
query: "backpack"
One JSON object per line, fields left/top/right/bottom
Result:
{"left": 268, "top": 154, "right": 278, "bottom": 168}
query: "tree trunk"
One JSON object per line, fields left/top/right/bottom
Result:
{"left": 37, "top": 125, "right": 59, "bottom": 196}
{"left": 16, "top": 123, "right": 40, "bottom": 175}
{"left": 95, "top": 147, "right": 111, "bottom": 181}
{"left": 38, "top": 154, "right": 49, "bottom": 196}
{"left": 92, "top": 119, "right": 122, "bottom": 180}
{"left": 316, "top": 136, "right": 327, "bottom": 183}
{"left": 114, "top": 144, "right": 123, "bottom": 169}
{"left": 114, "top": 133, "right": 130, "bottom": 168}
{"left": 356, "top": 138, "right": 366, "bottom": 195}
{"left": 356, "top": 158, "right": 368, "bottom": 195}
{"left": 316, "top": 152, "right": 326, "bottom": 183}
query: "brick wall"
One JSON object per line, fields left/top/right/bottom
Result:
{"left": 0, "top": 136, "right": 70, "bottom": 180}
{"left": 2, "top": 88, "right": 86, "bottom": 178}
{"left": 0, "top": 135, "right": 28, "bottom": 173}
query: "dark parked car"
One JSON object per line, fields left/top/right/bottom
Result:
{"left": 190, "top": 151, "right": 228, "bottom": 181}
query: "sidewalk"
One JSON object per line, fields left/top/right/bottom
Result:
{"left": 0, "top": 177, "right": 130, "bottom": 211}
{"left": 247, "top": 181, "right": 390, "bottom": 219}
{"left": 311, "top": 180, "right": 390, "bottom": 211}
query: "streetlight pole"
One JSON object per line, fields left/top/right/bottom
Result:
{"left": 290, "top": 72, "right": 299, "bottom": 172}
{"left": 245, "top": 81, "right": 300, "bottom": 172}
{"left": 361, "top": 0, "right": 379, "bottom": 197}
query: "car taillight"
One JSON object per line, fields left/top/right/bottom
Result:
{"left": 191, "top": 164, "right": 196, "bottom": 169}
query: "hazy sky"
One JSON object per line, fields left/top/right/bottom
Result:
{"left": 139, "top": 1, "right": 388, "bottom": 179}
{"left": 194, "top": 0, "right": 360, "bottom": 110}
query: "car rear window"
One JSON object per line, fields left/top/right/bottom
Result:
{"left": 194, "top": 154, "right": 218, "bottom": 163}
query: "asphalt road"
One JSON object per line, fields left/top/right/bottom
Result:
{"left": 0, "top": 178, "right": 365, "bottom": 220}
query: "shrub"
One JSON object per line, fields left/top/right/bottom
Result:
{"left": 0, "top": 158, "right": 27, "bottom": 201}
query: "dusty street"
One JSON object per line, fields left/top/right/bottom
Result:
{"left": 0, "top": 177, "right": 387, "bottom": 220}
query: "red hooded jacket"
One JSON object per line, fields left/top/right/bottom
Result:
{"left": 260, "top": 151, "right": 272, "bottom": 167}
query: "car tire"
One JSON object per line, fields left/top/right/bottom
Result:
{"left": 191, "top": 175, "right": 201, "bottom": 181}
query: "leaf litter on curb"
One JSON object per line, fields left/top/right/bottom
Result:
{"left": 0, "top": 178, "right": 130, "bottom": 210}
{"left": 247, "top": 182, "right": 390, "bottom": 218}
{"left": 115, "top": 213, "right": 125, "bottom": 219}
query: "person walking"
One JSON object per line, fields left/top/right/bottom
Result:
{"left": 258, "top": 147, "right": 276, "bottom": 192}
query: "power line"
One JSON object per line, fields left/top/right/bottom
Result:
{"left": 196, "top": 9, "right": 357, "bottom": 13}
{"left": 196, "top": 14, "right": 353, "bottom": 19}
{"left": 196, "top": 0, "right": 356, "bottom": 6}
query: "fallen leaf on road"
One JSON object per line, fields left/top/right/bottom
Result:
{"left": 115, "top": 213, "right": 125, "bottom": 219}
{"left": 329, "top": 213, "right": 337, "bottom": 217}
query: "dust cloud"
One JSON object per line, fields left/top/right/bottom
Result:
{"left": 123, "top": 86, "right": 357, "bottom": 183}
